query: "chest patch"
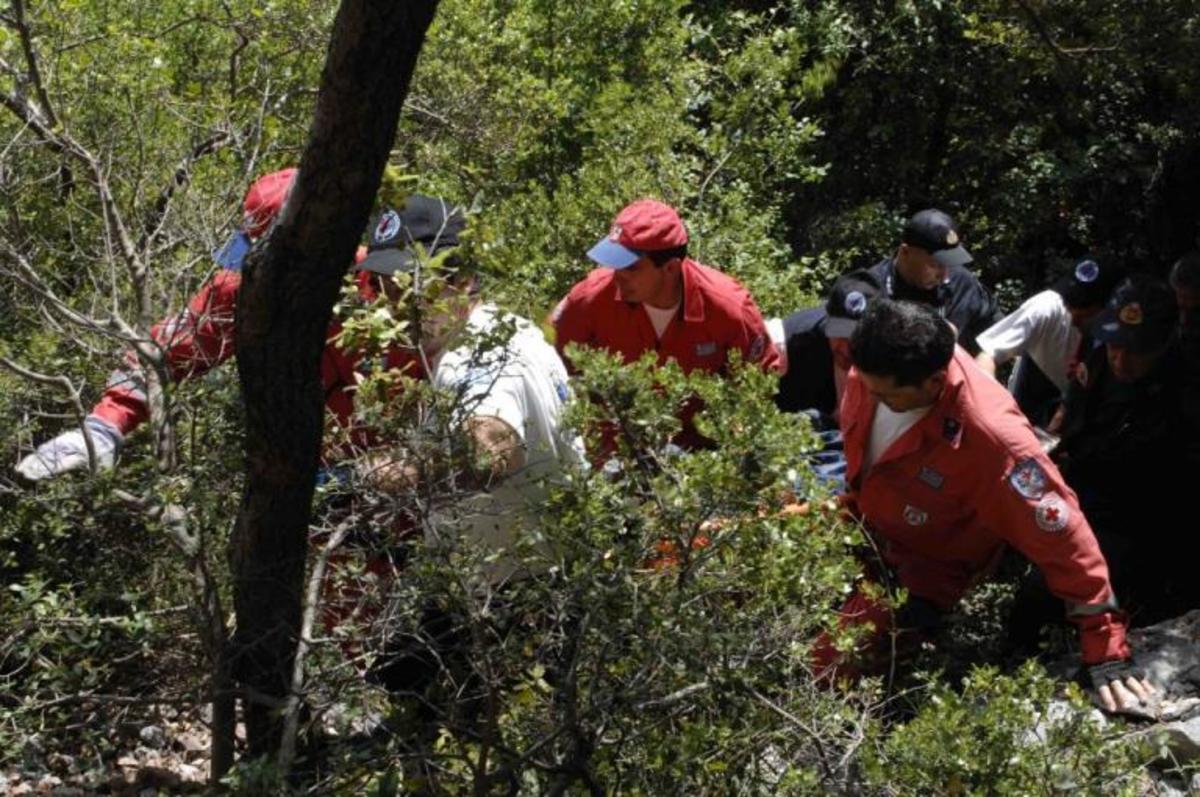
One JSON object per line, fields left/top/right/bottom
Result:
{"left": 903, "top": 504, "right": 929, "bottom": 526}
{"left": 917, "top": 466, "right": 945, "bottom": 490}
{"left": 695, "top": 342, "right": 718, "bottom": 357}
{"left": 1035, "top": 492, "right": 1070, "bottom": 533}
{"left": 1008, "top": 458, "right": 1048, "bottom": 501}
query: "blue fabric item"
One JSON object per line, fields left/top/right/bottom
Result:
{"left": 586, "top": 237, "right": 640, "bottom": 269}
{"left": 315, "top": 465, "right": 354, "bottom": 490}
{"left": 793, "top": 409, "right": 847, "bottom": 499}
{"left": 213, "top": 230, "right": 252, "bottom": 270}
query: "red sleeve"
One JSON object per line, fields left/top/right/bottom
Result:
{"left": 91, "top": 271, "right": 241, "bottom": 436}
{"left": 979, "top": 450, "right": 1129, "bottom": 664}
{"left": 731, "top": 293, "right": 783, "bottom": 374}
{"left": 550, "top": 286, "right": 593, "bottom": 373}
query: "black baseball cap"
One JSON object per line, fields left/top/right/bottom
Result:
{"left": 358, "top": 195, "right": 466, "bottom": 276}
{"left": 824, "top": 270, "right": 884, "bottom": 339}
{"left": 1053, "top": 257, "right": 1125, "bottom": 309}
{"left": 1090, "top": 274, "right": 1177, "bottom": 352}
{"left": 901, "top": 209, "right": 973, "bottom": 268}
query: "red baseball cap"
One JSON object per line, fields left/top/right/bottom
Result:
{"left": 213, "top": 167, "right": 297, "bottom": 270}
{"left": 243, "top": 167, "right": 297, "bottom": 237}
{"left": 586, "top": 199, "right": 688, "bottom": 269}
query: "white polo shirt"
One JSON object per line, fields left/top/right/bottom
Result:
{"left": 428, "top": 303, "right": 584, "bottom": 583}
{"left": 975, "top": 289, "right": 1079, "bottom": 393}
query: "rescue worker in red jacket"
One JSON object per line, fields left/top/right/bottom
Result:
{"left": 550, "top": 198, "right": 780, "bottom": 451}
{"left": 15, "top": 168, "right": 422, "bottom": 481}
{"left": 817, "top": 297, "right": 1152, "bottom": 713}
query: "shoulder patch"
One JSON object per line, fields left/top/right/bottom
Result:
{"left": 1008, "top": 458, "right": 1048, "bottom": 500}
{"left": 1035, "top": 492, "right": 1070, "bottom": 533}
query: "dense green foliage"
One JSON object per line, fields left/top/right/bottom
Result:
{"left": 2, "top": 0, "right": 1193, "bottom": 791}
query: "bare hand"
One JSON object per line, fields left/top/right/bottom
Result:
{"left": 1097, "top": 675, "right": 1155, "bottom": 714}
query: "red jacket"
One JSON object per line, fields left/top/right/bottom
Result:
{"left": 92, "top": 267, "right": 421, "bottom": 456}
{"left": 551, "top": 259, "right": 780, "bottom": 449}
{"left": 839, "top": 348, "right": 1128, "bottom": 664}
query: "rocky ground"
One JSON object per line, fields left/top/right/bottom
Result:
{"left": 5, "top": 611, "right": 1200, "bottom": 794}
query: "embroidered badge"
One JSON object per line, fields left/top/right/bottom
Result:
{"left": 1075, "top": 259, "right": 1100, "bottom": 283}
{"left": 1118, "top": 303, "right": 1143, "bottom": 325}
{"left": 1008, "top": 458, "right": 1048, "bottom": 501}
{"left": 695, "top": 342, "right": 718, "bottom": 357}
{"left": 748, "top": 334, "right": 765, "bottom": 361}
{"left": 374, "top": 209, "right": 402, "bottom": 243}
{"left": 844, "top": 290, "right": 867, "bottom": 316}
{"left": 917, "top": 466, "right": 944, "bottom": 490}
{"left": 946, "top": 230, "right": 959, "bottom": 246}
{"left": 1035, "top": 492, "right": 1070, "bottom": 533}
{"left": 942, "top": 417, "right": 962, "bottom": 442}
{"left": 903, "top": 504, "right": 929, "bottom": 526}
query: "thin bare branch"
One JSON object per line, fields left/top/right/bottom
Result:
{"left": 10, "top": 0, "right": 58, "bottom": 128}
{"left": 277, "top": 520, "right": 352, "bottom": 774}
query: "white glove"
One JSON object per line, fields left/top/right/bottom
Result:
{"left": 15, "top": 416, "right": 123, "bottom": 481}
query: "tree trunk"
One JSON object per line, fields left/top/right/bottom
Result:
{"left": 230, "top": 0, "right": 440, "bottom": 758}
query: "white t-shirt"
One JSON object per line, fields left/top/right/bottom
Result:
{"left": 864, "top": 402, "right": 931, "bottom": 472}
{"left": 975, "top": 289, "right": 1078, "bottom": 393}
{"left": 429, "top": 303, "right": 584, "bottom": 583}
{"left": 643, "top": 301, "right": 680, "bottom": 339}
{"left": 765, "top": 317, "right": 788, "bottom": 375}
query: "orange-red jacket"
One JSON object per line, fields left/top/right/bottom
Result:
{"left": 551, "top": 258, "right": 780, "bottom": 450}
{"left": 839, "top": 348, "right": 1128, "bottom": 664}
{"left": 92, "top": 265, "right": 421, "bottom": 456}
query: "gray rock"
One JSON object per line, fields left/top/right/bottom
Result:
{"left": 1024, "top": 699, "right": 1107, "bottom": 746}
{"left": 1127, "top": 610, "right": 1200, "bottom": 698}
{"left": 21, "top": 733, "right": 44, "bottom": 772}
{"left": 1157, "top": 714, "right": 1200, "bottom": 763}
{"left": 138, "top": 724, "right": 166, "bottom": 749}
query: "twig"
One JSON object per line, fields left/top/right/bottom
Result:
{"left": 276, "top": 519, "right": 352, "bottom": 774}
{"left": 10, "top": 0, "right": 57, "bottom": 129}
{"left": 0, "top": 356, "right": 99, "bottom": 473}
{"left": 748, "top": 686, "right": 837, "bottom": 786}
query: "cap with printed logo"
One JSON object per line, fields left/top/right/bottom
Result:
{"left": 1053, "top": 257, "right": 1125, "bottom": 309}
{"left": 213, "top": 167, "right": 297, "bottom": 270}
{"left": 823, "top": 270, "right": 884, "bottom": 339}
{"left": 357, "top": 195, "right": 466, "bottom": 276}
{"left": 586, "top": 199, "right": 689, "bottom": 269}
{"left": 1089, "top": 274, "right": 1177, "bottom": 352}
{"left": 901, "top": 208, "right": 973, "bottom": 269}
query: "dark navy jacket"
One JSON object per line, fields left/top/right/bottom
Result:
{"left": 865, "top": 257, "right": 1000, "bottom": 355}
{"left": 774, "top": 306, "right": 837, "bottom": 416}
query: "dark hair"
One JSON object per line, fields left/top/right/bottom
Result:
{"left": 646, "top": 245, "right": 688, "bottom": 267}
{"left": 1170, "top": 251, "right": 1200, "bottom": 291}
{"left": 849, "top": 299, "right": 955, "bottom": 386}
